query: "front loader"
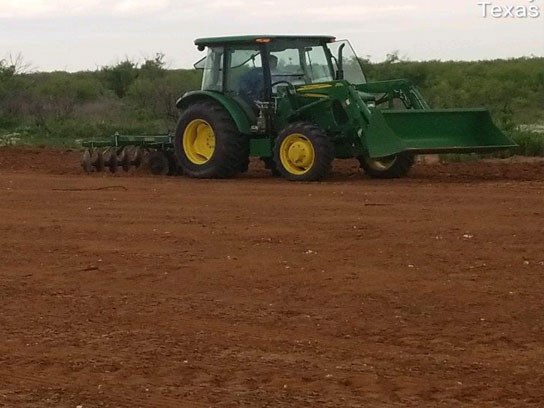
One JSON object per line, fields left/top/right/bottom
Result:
{"left": 83, "top": 35, "right": 516, "bottom": 180}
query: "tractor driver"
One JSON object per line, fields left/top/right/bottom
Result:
{"left": 239, "top": 55, "right": 279, "bottom": 108}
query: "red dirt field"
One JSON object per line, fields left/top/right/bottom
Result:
{"left": 1, "top": 147, "right": 544, "bottom": 407}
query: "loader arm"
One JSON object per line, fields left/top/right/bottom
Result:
{"left": 357, "top": 80, "right": 430, "bottom": 110}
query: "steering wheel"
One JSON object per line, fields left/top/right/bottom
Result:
{"left": 271, "top": 80, "right": 296, "bottom": 93}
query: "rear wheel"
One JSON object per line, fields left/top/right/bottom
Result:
{"left": 273, "top": 122, "right": 333, "bottom": 181}
{"left": 175, "top": 100, "right": 248, "bottom": 178}
{"left": 358, "top": 153, "right": 414, "bottom": 179}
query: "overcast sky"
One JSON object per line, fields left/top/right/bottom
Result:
{"left": 0, "top": 0, "right": 543, "bottom": 72}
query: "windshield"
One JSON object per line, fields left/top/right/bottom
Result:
{"left": 268, "top": 40, "right": 334, "bottom": 87}
{"left": 327, "top": 40, "right": 366, "bottom": 85}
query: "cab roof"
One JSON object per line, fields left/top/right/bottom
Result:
{"left": 194, "top": 35, "right": 336, "bottom": 47}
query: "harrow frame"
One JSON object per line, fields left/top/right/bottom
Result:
{"left": 81, "top": 133, "right": 180, "bottom": 175}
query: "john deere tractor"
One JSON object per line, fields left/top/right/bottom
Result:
{"left": 84, "top": 35, "right": 515, "bottom": 180}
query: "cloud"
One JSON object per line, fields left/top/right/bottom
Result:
{"left": 0, "top": 0, "right": 541, "bottom": 71}
{"left": 200, "top": 1, "right": 415, "bottom": 20}
{"left": 112, "top": 0, "right": 171, "bottom": 15}
{"left": 0, "top": 0, "right": 416, "bottom": 25}
{"left": 0, "top": 0, "right": 172, "bottom": 18}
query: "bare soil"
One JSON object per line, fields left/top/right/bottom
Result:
{"left": 1, "top": 147, "right": 544, "bottom": 407}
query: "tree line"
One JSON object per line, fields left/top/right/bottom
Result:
{"left": 0, "top": 53, "right": 542, "bottom": 152}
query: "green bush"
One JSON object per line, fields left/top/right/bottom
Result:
{"left": 101, "top": 60, "right": 139, "bottom": 98}
{"left": 511, "top": 130, "right": 544, "bottom": 156}
{"left": 0, "top": 53, "right": 542, "bottom": 155}
{"left": 363, "top": 57, "right": 544, "bottom": 124}
{"left": 126, "top": 69, "right": 201, "bottom": 120}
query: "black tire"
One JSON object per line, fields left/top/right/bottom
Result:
{"left": 261, "top": 157, "right": 281, "bottom": 177}
{"left": 174, "top": 100, "right": 249, "bottom": 179}
{"left": 273, "top": 122, "right": 333, "bottom": 181}
{"left": 238, "top": 155, "right": 250, "bottom": 173}
{"left": 148, "top": 150, "right": 170, "bottom": 175}
{"left": 358, "top": 152, "right": 415, "bottom": 179}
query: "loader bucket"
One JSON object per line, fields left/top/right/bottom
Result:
{"left": 365, "top": 108, "right": 516, "bottom": 158}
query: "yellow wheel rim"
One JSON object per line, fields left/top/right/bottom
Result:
{"left": 183, "top": 119, "right": 215, "bottom": 165}
{"left": 279, "top": 133, "right": 315, "bottom": 175}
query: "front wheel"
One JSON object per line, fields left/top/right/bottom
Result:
{"left": 358, "top": 153, "right": 415, "bottom": 179}
{"left": 273, "top": 122, "right": 333, "bottom": 181}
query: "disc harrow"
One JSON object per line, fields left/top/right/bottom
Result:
{"left": 81, "top": 134, "right": 181, "bottom": 176}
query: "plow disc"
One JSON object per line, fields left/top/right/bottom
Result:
{"left": 81, "top": 149, "right": 106, "bottom": 173}
{"left": 81, "top": 134, "right": 181, "bottom": 176}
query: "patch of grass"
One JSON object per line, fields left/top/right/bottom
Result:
{"left": 440, "top": 128, "right": 544, "bottom": 162}
{"left": 511, "top": 129, "right": 544, "bottom": 156}
{"left": 0, "top": 116, "right": 175, "bottom": 148}
{"left": 0, "top": 127, "right": 77, "bottom": 148}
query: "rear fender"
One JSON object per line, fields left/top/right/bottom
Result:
{"left": 176, "top": 91, "right": 253, "bottom": 134}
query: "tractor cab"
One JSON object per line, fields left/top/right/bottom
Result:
{"left": 193, "top": 35, "right": 366, "bottom": 109}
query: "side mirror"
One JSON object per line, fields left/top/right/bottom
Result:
{"left": 336, "top": 43, "right": 346, "bottom": 80}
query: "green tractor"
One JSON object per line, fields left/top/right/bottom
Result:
{"left": 83, "top": 35, "right": 516, "bottom": 179}
{"left": 174, "top": 35, "right": 515, "bottom": 181}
